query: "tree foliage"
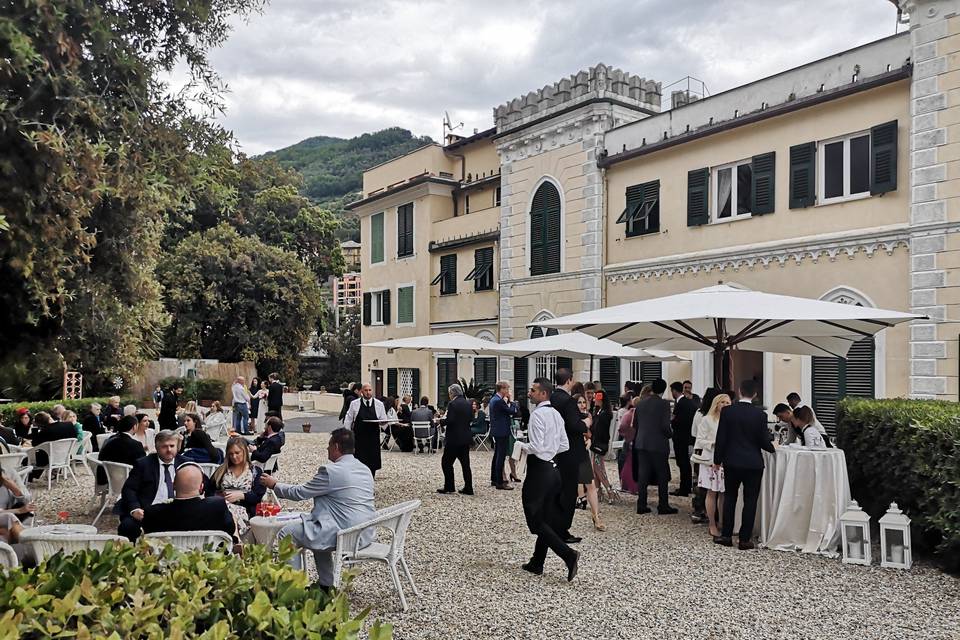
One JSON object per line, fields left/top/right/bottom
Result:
{"left": 159, "top": 224, "right": 324, "bottom": 382}
{"left": 316, "top": 307, "right": 361, "bottom": 388}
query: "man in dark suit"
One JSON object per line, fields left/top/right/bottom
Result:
{"left": 338, "top": 383, "right": 362, "bottom": 422}
{"left": 251, "top": 416, "right": 285, "bottom": 465}
{"left": 713, "top": 379, "right": 776, "bottom": 550}
{"left": 81, "top": 402, "right": 106, "bottom": 452}
{"left": 117, "top": 430, "right": 185, "bottom": 541}
{"left": 669, "top": 381, "right": 698, "bottom": 496}
{"left": 488, "top": 381, "right": 519, "bottom": 490}
{"left": 633, "top": 378, "right": 677, "bottom": 515}
{"left": 550, "top": 369, "right": 591, "bottom": 543}
{"left": 267, "top": 373, "right": 284, "bottom": 418}
{"left": 97, "top": 415, "right": 147, "bottom": 485}
{"left": 436, "top": 384, "right": 474, "bottom": 495}
{"left": 142, "top": 464, "right": 235, "bottom": 541}
{"left": 158, "top": 384, "right": 183, "bottom": 431}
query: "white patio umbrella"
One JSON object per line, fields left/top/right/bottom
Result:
{"left": 362, "top": 331, "right": 502, "bottom": 357}
{"left": 534, "top": 283, "right": 923, "bottom": 386}
{"left": 493, "top": 331, "right": 685, "bottom": 379}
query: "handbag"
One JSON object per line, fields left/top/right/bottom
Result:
{"left": 690, "top": 447, "right": 711, "bottom": 465}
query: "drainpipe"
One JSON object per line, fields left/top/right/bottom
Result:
{"left": 447, "top": 150, "right": 466, "bottom": 217}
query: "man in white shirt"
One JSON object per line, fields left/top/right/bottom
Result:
{"left": 786, "top": 392, "right": 827, "bottom": 435}
{"left": 518, "top": 377, "right": 579, "bottom": 581}
{"left": 231, "top": 376, "right": 251, "bottom": 435}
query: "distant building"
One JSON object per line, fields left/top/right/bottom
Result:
{"left": 333, "top": 272, "right": 361, "bottom": 316}
{"left": 341, "top": 240, "right": 361, "bottom": 272}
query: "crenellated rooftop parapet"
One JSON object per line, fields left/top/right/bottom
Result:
{"left": 493, "top": 63, "right": 661, "bottom": 134}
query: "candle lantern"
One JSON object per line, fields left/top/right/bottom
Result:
{"left": 839, "top": 500, "right": 871, "bottom": 566}
{"left": 879, "top": 502, "right": 912, "bottom": 569}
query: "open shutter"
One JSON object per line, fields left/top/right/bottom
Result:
{"left": 599, "top": 357, "right": 620, "bottom": 395}
{"left": 440, "top": 254, "right": 457, "bottom": 294}
{"left": 811, "top": 356, "right": 841, "bottom": 436}
{"left": 371, "top": 212, "right": 384, "bottom": 262}
{"left": 411, "top": 368, "right": 421, "bottom": 401}
{"left": 751, "top": 152, "right": 776, "bottom": 215}
{"left": 381, "top": 290, "right": 391, "bottom": 325}
{"left": 514, "top": 357, "right": 529, "bottom": 398}
{"left": 556, "top": 356, "right": 573, "bottom": 373}
{"left": 789, "top": 142, "right": 816, "bottom": 208}
{"left": 362, "top": 292, "right": 372, "bottom": 326}
{"left": 845, "top": 337, "right": 875, "bottom": 399}
{"left": 437, "top": 358, "right": 457, "bottom": 408}
{"left": 870, "top": 120, "right": 897, "bottom": 195}
{"left": 387, "top": 368, "right": 398, "bottom": 397}
{"left": 687, "top": 168, "right": 709, "bottom": 226}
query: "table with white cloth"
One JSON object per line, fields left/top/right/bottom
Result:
{"left": 757, "top": 446, "right": 851, "bottom": 556}
{"left": 19, "top": 524, "right": 98, "bottom": 541}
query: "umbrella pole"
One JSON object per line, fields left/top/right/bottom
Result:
{"left": 589, "top": 355, "right": 594, "bottom": 381}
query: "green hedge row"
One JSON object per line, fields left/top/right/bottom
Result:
{"left": 836, "top": 397, "right": 960, "bottom": 571}
{"left": 157, "top": 377, "right": 226, "bottom": 402}
{"left": 0, "top": 396, "right": 137, "bottom": 426}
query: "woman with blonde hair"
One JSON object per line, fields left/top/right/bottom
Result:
{"left": 212, "top": 436, "right": 266, "bottom": 540}
{"left": 692, "top": 393, "right": 731, "bottom": 537}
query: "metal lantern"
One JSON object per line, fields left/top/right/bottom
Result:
{"left": 839, "top": 500, "right": 872, "bottom": 566}
{"left": 879, "top": 502, "right": 912, "bottom": 570}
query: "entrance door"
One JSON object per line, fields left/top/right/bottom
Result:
{"left": 718, "top": 350, "right": 763, "bottom": 402}
{"left": 371, "top": 369, "right": 384, "bottom": 398}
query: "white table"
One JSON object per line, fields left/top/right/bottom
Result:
{"left": 758, "top": 446, "right": 851, "bottom": 556}
{"left": 20, "top": 524, "right": 98, "bottom": 541}
{"left": 249, "top": 514, "right": 302, "bottom": 548}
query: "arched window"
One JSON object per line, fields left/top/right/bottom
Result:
{"left": 530, "top": 181, "right": 561, "bottom": 276}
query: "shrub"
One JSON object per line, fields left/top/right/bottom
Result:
{"left": 836, "top": 397, "right": 960, "bottom": 571}
{"left": 0, "top": 540, "right": 392, "bottom": 639}
{"left": 157, "top": 377, "right": 228, "bottom": 402}
{"left": 0, "top": 396, "right": 137, "bottom": 426}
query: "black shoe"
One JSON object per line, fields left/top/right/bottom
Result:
{"left": 690, "top": 514, "right": 708, "bottom": 524}
{"left": 738, "top": 540, "right": 756, "bottom": 551}
{"left": 563, "top": 535, "right": 582, "bottom": 544}
{"left": 713, "top": 536, "right": 733, "bottom": 547}
{"left": 565, "top": 550, "right": 580, "bottom": 582}
{"left": 495, "top": 484, "right": 514, "bottom": 490}
{"left": 657, "top": 505, "right": 679, "bottom": 515}
{"left": 670, "top": 489, "right": 689, "bottom": 497}
{"left": 458, "top": 488, "right": 474, "bottom": 496}
{"left": 636, "top": 506, "right": 652, "bottom": 514}
{"left": 521, "top": 562, "right": 543, "bottom": 575}
{"left": 576, "top": 497, "right": 587, "bottom": 510}
{"left": 436, "top": 488, "right": 454, "bottom": 494}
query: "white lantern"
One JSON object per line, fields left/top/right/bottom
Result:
{"left": 879, "top": 502, "right": 912, "bottom": 569}
{"left": 839, "top": 500, "right": 872, "bottom": 566}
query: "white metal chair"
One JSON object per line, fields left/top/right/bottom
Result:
{"left": 16, "top": 465, "right": 32, "bottom": 489}
{"left": 144, "top": 530, "right": 233, "bottom": 552}
{"left": 251, "top": 454, "right": 280, "bottom": 475}
{"left": 211, "top": 441, "right": 227, "bottom": 460}
{"left": 334, "top": 499, "right": 421, "bottom": 611}
{"left": 472, "top": 423, "right": 491, "bottom": 451}
{"left": 95, "top": 433, "right": 112, "bottom": 450}
{"left": 27, "top": 533, "right": 128, "bottom": 563}
{"left": 91, "top": 459, "right": 133, "bottom": 526}
{"left": 27, "top": 438, "right": 81, "bottom": 490}
{"left": 83, "top": 452, "right": 106, "bottom": 504}
{"left": 72, "top": 431, "right": 93, "bottom": 469}
{"left": 411, "top": 422, "right": 434, "bottom": 453}
{"left": 194, "top": 462, "right": 220, "bottom": 478}
{"left": 0, "top": 452, "right": 26, "bottom": 478}
{"left": 0, "top": 541, "right": 18, "bottom": 569}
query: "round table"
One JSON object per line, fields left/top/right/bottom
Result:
{"left": 249, "top": 515, "right": 299, "bottom": 548}
{"left": 19, "top": 524, "right": 98, "bottom": 541}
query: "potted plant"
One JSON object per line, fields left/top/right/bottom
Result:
{"left": 302, "top": 422, "right": 312, "bottom": 433}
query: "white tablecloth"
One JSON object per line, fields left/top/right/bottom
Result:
{"left": 759, "top": 447, "right": 851, "bottom": 557}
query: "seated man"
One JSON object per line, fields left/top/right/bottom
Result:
{"left": 97, "top": 415, "right": 147, "bottom": 485}
{"left": 250, "top": 416, "right": 285, "bottom": 464}
{"left": 410, "top": 398, "right": 436, "bottom": 453}
{"left": 116, "top": 430, "right": 185, "bottom": 541}
{"left": 261, "top": 428, "right": 375, "bottom": 589}
{"left": 28, "top": 411, "right": 79, "bottom": 478}
{"left": 141, "top": 463, "right": 235, "bottom": 541}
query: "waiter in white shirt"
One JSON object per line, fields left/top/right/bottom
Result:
{"left": 518, "top": 377, "right": 580, "bottom": 581}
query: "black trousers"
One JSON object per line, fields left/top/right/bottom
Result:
{"left": 118, "top": 515, "right": 142, "bottom": 542}
{"left": 634, "top": 449, "right": 670, "bottom": 509}
{"left": 721, "top": 465, "right": 763, "bottom": 540}
{"left": 490, "top": 435, "right": 509, "bottom": 485}
{"left": 672, "top": 435, "right": 692, "bottom": 494}
{"left": 553, "top": 452, "right": 580, "bottom": 536}
{"left": 523, "top": 457, "right": 575, "bottom": 568}
{"left": 441, "top": 444, "right": 472, "bottom": 492}
{"left": 692, "top": 463, "right": 706, "bottom": 517}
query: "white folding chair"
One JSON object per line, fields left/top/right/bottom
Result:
{"left": 95, "top": 433, "right": 112, "bottom": 450}
{"left": 411, "top": 423, "right": 434, "bottom": 453}
{"left": 144, "top": 530, "right": 233, "bottom": 552}
{"left": 251, "top": 454, "right": 280, "bottom": 475}
{"left": 92, "top": 459, "right": 133, "bottom": 526}
{"left": 472, "top": 424, "right": 491, "bottom": 451}
{"left": 0, "top": 541, "right": 18, "bottom": 569}
{"left": 27, "top": 438, "right": 81, "bottom": 490}
{"left": 26, "top": 533, "right": 128, "bottom": 563}
{"left": 334, "top": 499, "right": 422, "bottom": 611}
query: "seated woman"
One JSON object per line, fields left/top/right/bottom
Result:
{"left": 179, "top": 413, "right": 222, "bottom": 463}
{"left": 204, "top": 401, "right": 228, "bottom": 439}
{"left": 131, "top": 413, "right": 157, "bottom": 454}
{"left": 380, "top": 396, "right": 400, "bottom": 450}
{"left": 0, "top": 468, "right": 35, "bottom": 565}
{"left": 212, "top": 436, "right": 265, "bottom": 541}
{"left": 792, "top": 406, "right": 826, "bottom": 448}
{"left": 469, "top": 399, "right": 487, "bottom": 438}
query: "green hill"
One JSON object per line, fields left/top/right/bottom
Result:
{"left": 261, "top": 127, "right": 434, "bottom": 239}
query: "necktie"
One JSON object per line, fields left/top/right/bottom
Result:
{"left": 163, "top": 464, "right": 174, "bottom": 498}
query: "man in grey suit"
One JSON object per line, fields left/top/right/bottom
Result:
{"left": 632, "top": 378, "right": 678, "bottom": 515}
{"left": 261, "top": 428, "right": 376, "bottom": 588}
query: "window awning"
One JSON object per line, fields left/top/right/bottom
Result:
{"left": 430, "top": 269, "right": 449, "bottom": 286}
{"left": 463, "top": 262, "right": 492, "bottom": 281}
{"left": 617, "top": 199, "right": 656, "bottom": 225}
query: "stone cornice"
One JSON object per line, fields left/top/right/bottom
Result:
{"left": 496, "top": 109, "right": 612, "bottom": 162}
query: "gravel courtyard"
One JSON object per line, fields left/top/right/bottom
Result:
{"left": 31, "top": 433, "right": 960, "bottom": 640}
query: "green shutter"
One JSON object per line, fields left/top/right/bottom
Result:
{"left": 556, "top": 356, "right": 573, "bottom": 372}
{"left": 437, "top": 358, "right": 457, "bottom": 408}
{"left": 751, "top": 152, "right": 776, "bottom": 215}
{"left": 811, "top": 336, "right": 874, "bottom": 437}
{"left": 687, "top": 169, "right": 709, "bottom": 226}
{"left": 387, "top": 368, "right": 398, "bottom": 397}
{"left": 638, "top": 362, "right": 662, "bottom": 386}
{"left": 381, "top": 289, "right": 391, "bottom": 325}
{"left": 397, "top": 204, "right": 414, "bottom": 257}
{"left": 397, "top": 286, "right": 414, "bottom": 324}
{"left": 870, "top": 120, "right": 898, "bottom": 195}
{"left": 789, "top": 143, "right": 816, "bottom": 208}
{"left": 362, "top": 292, "right": 371, "bottom": 326}
{"left": 411, "top": 368, "right": 421, "bottom": 401}
{"left": 514, "top": 357, "right": 528, "bottom": 399}
{"left": 599, "top": 357, "right": 620, "bottom": 396}
{"left": 440, "top": 254, "right": 457, "bottom": 294}
{"left": 371, "top": 212, "right": 384, "bottom": 262}
{"left": 473, "top": 358, "right": 497, "bottom": 391}
{"left": 530, "top": 182, "right": 561, "bottom": 276}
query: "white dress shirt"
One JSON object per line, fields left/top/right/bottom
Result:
{"left": 231, "top": 382, "right": 249, "bottom": 405}
{"left": 802, "top": 425, "right": 826, "bottom": 449}
{"left": 342, "top": 396, "right": 387, "bottom": 429}
{"left": 153, "top": 457, "right": 177, "bottom": 504}
{"left": 520, "top": 400, "right": 569, "bottom": 462}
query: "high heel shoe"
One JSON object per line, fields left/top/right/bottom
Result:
{"left": 510, "top": 474, "right": 522, "bottom": 483}
{"left": 592, "top": 514, "right": 606, "bottom": 532}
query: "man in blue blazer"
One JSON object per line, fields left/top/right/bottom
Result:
{"left": 488, "top": 381, "right": 519, "bottom": 489}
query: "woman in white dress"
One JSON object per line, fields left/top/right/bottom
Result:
{"left": 132, "top": 413, "right": 156, "bottom": 454}
{"left": 255, "top": 381, "right": 269, "bottom": 429}
{"left": 204, "top": 401, "right": 228, "bottom": 440}
{"left": 692, "top": 393, "right": 731, "bottom": 538}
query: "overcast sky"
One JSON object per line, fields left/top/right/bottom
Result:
{"left": 207, "top": 0, "right": 902, "bottom": 155}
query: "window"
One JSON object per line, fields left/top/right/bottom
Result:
{"left": 529, "top": 181, "right": 561, "bottom": 275}
{"left": 362, "top": 289, "right": 390, "bottom": 326}
{"left": 432, "top": 254, "right": 457, "bottom": 295}
{"left": 370, "top": 212, "right": 384, "bottom": 264}
{"left": 397, "top": 203, "right": 413, "bottom": 258}
{"left": 437, "top": 358, "right": 457, "bottom": 408}
{"left": 629, "top": 361, "right": 662, "bottom": 386}
{"left": 397, "top": 285, "right": 414, "bottom": 324}
{"left": 531, "top": 326, "right": 558, "bottom": 380}
{"left": 812, "top": 337, "right": 875, "bottom": 436}
{"left": 819, "top": 131, "right": 871, "bottom": 203}
{"left": 618, "top": 180, "right": 659, "bottom": 237}
{"left": 713, "top": 160, "right": 752, "bottom": 221}
{"left": 494, "top": 186, "right": 501, "bottom": 207}
{"left": 398, "top": 368, "right": 415, "bottom": 398}
{"left": 473, "top": 357, "right": 497, "bottom": 391}
{"left": 465, "top": 247, "right": 494, "bottom": 292}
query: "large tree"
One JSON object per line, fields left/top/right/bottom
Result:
{"left": 0, "top": 0, "right": 263, "bottom": 396}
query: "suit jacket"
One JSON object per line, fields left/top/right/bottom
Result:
{"left": 488, "top": 393, "right": 518, "bottom": 438}
{"left": 267, "top": 381, "right": 284, "bottom": 411}
{"left": 550, "top": 388, "right": 588, "bottom": 467}
{"left": 714, "top": 401, "right": 775, "bottom": 470}
{"left": 119, "top": 453, "right": 187, "bottom": 514}
{"left": 251, "top": 431, "right": 284, "bottom": 463}
{"left": 441, "top": 395, "right": 473, "bottom": 448}
{"left": 632, "top": 395, "right": 672, "bottom": 454}
{"left": 30, "top": 421, "right": 78, "bottom": 447}
{"left": 338, "top": 390, "right": 358, "bottom": 422}
{"left": 672, "top": 396, "right": 699, "bottom": 444}
{"left": 273, "top": 453, "right": 375, "bottom": 550}
{"left": 142, "top": 495, "right": 235, "bottom": 540}
{"left": 97, "top": 432, "right": 147, "bottom": 485}
{"left": 82, "top": 414, "right": 106, "bottom": 451}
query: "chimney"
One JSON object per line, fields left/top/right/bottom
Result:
{"left": 671, "top": 89, "right": 699, "bottom": 110}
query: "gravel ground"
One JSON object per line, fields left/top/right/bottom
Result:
{"left": 29, "top": 433, "right": 960, "bottom": 640}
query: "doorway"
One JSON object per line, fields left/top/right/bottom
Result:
{"left": 371, "top": 369, "right": 384, "bottom": 398}
{"left": 721, "top": 349, "right": 764, "bottom": 403}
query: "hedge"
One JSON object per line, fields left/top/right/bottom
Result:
{"left": 157, "top": 377, "right": 227, "bottom": 402}
{"left": 836, "top": 397, "right": 960, "bottom": 571}
{"left": 0, "top": 396, "right": 137, "bottom": 427}
{"left": 0, "top": 539, "right": 392, "bottom": 639}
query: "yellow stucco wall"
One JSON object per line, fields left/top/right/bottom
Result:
{"left": 362, "top": 145, "right": 453, "bottom": 196}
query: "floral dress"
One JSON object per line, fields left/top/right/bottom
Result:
{"left": 220, "top": 467, "right": 254, "bottom": 537}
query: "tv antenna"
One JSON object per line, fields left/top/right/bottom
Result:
{"left": 443, "top": 111, "right": 463, "bottom": 140}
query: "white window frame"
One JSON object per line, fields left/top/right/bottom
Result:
{"left": 396, "top": 282, "right": 416, "bottom": 326}
{"left": 710, "top": 158, "right": 753, "bottom": 224}
{"left": 817, "top": 129, "right": 871, "bottom": 206}
{"left": 369, "top": 288, "right": 388, "bottom": 326}
{"left": 370, "top": 211, "right": 385, "bottom": 266}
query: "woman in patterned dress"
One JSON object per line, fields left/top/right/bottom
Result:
{"left": 212, "top": 436, "right": 266, "bottom": 540}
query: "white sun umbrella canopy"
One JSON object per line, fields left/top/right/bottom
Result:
{"left": 494, "top": 331, "right": 684, "bottom": 361}
{"left": 362, "top": 331, "right": 502, "bottom": 356}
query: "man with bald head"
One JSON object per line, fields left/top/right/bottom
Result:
{"left": 142, "top": 463, "right": 235, "bottom": 541}
{"left": 342, "top": 382, "right": 386, "bottom": 478}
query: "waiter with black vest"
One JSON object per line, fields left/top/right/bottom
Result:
{"left": 342, "top": 383, "right": 387, "bottom": 478}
